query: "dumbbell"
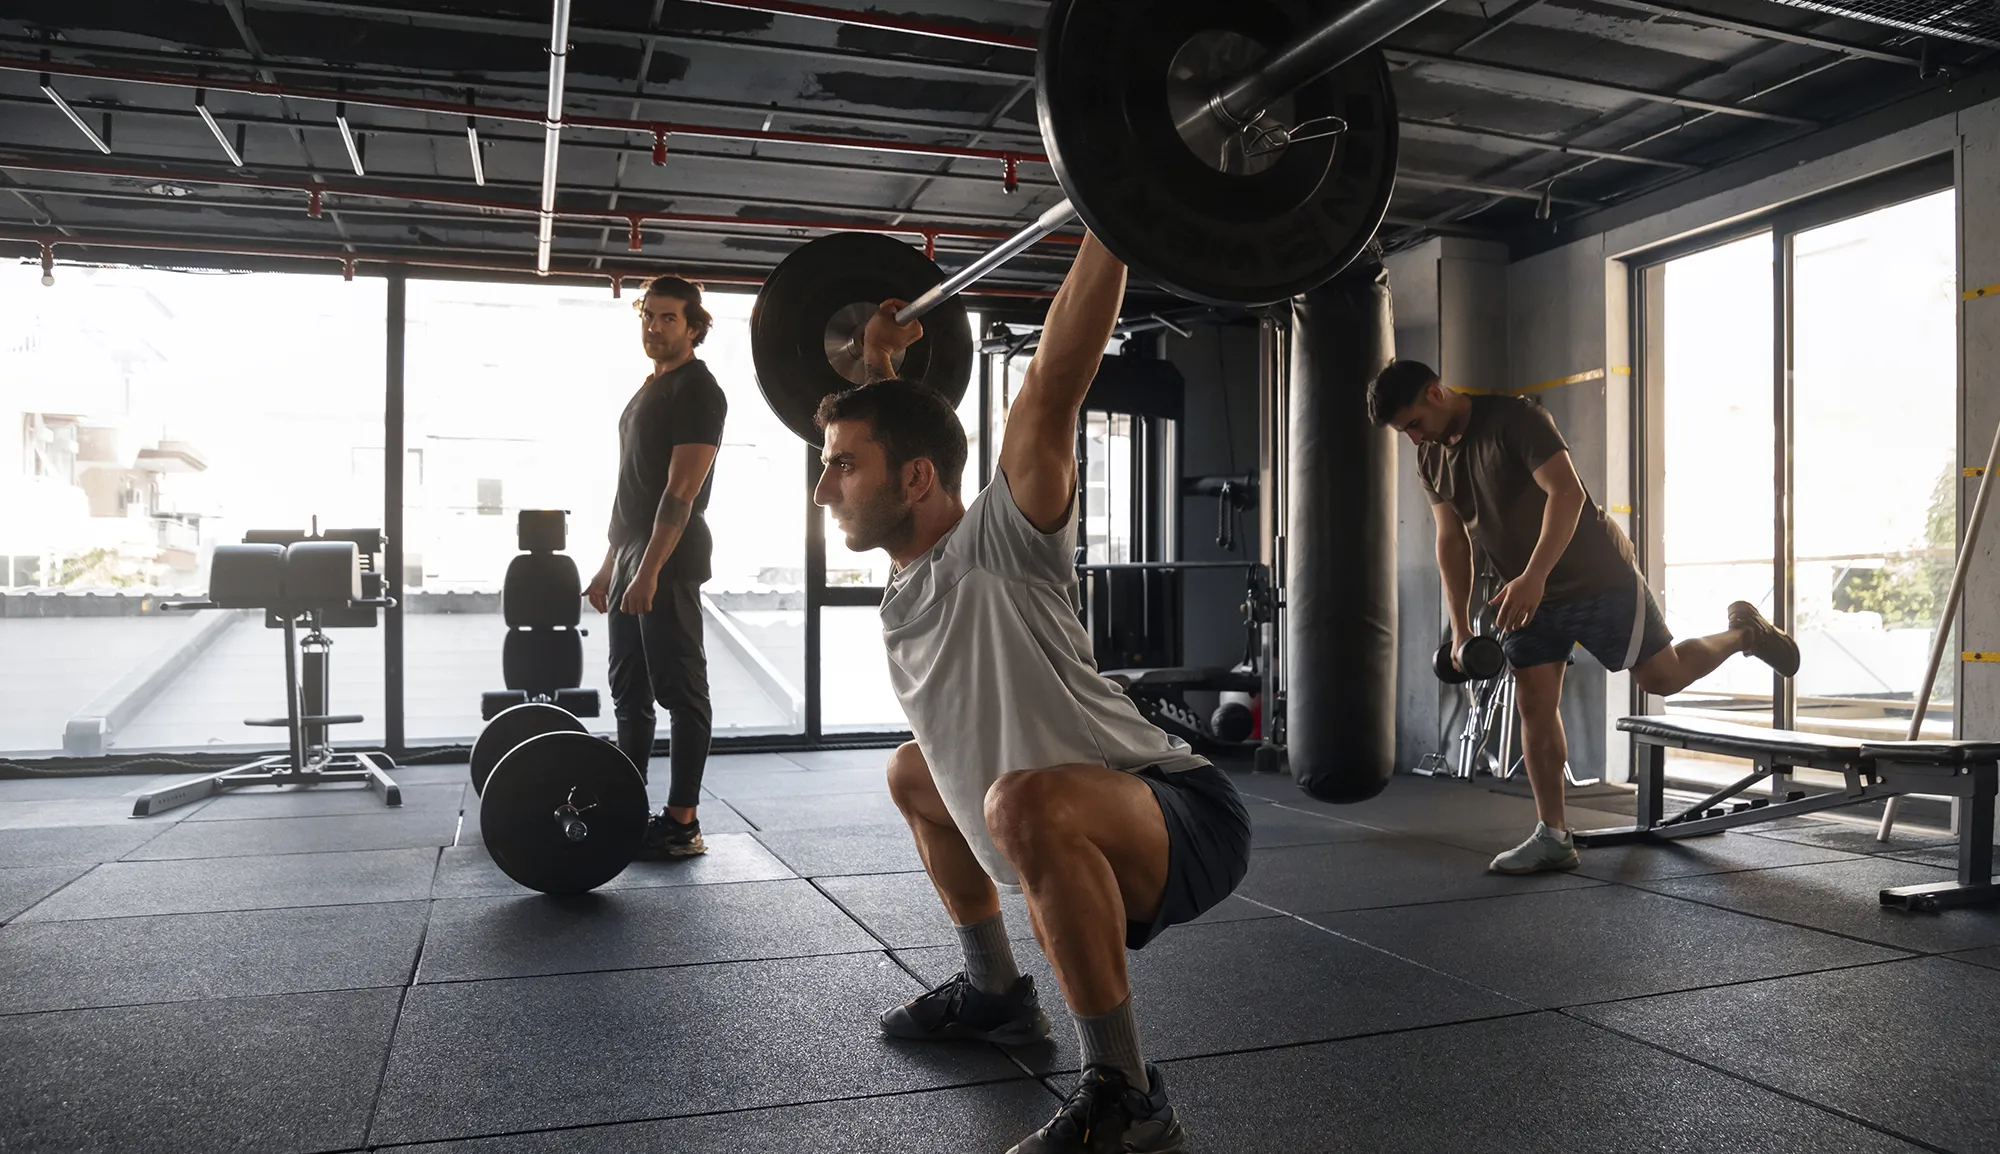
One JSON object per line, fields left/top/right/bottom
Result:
{"left": 470, "top": 702, "right": 649, "bottom": 895}
{"left": 1434, "top": 636, "right": 1506, "bottom": 684}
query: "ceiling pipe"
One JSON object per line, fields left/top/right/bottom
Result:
{"left": 535, "top": 0, "right": 572, "bottom": 274}
{"left": 679, "top": 0, "right": 1037, "bottom": 50}
{"left": 0, "top": 155, "right": 1084, "bottom": 249}
{"left": 0, "top": 56, "right": 1048, "bottom": 174}
{"left": 3, "top": 231, "right": 1062, "bottom": 299}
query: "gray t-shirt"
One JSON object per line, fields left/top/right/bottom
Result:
{"left": 879, "top": 471, "right": 1209, "bottom": 889}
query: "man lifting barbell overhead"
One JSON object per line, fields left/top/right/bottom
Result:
{"left": 1370, "top": 360, "right": 1802, "bottom": 874}
{"left": 582, "top": 274, "right": 727, "bottom": 860}
{"left": 810, "top": 232, "right": 1251, "bottom": 1154}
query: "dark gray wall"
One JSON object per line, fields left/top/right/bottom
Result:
{"left": 1166, "top": 322, "right": 1263, "bottom": 672}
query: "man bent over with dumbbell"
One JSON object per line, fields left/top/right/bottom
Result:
{"left": 585, "top": 275, "right": 727, "bottom": 859}
{"left": 1371, "top": 360, "right": 1800, "bottom": 873}
{"left": 813, "top": 233, "right": 1250, "bottom": 1153}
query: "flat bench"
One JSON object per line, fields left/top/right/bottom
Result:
{"left": 1574, "top": 715, "right": 1998, "bottom": 913}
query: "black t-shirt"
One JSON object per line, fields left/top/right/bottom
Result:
{"left": 610, "top": 359, "right": 727, "bottom": 584}
{"left": 1418, "top": 394, "right": 1636, "bottom": 601}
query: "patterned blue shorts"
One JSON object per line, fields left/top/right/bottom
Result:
{"left": 1500, "top": 569, "right": 1673, "bottom": 672}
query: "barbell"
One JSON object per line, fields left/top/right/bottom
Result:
{"left": 472, "top": 702, "right": 650, "bottom": 895}
{"left": 752, "top": 0, "right": 1435, "bottom": 445}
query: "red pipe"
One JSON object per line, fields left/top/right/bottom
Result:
{"left": 0, "top": 155, "right": 1082, "bottom": 249}
{"left": 1, "top": 56, "right": 1049, "bottom": 169}
{"left": 2, "top": 230, "right": 1060, "bottom": 299}
{"left": 1, "top": 229, "right": 767, "bottom": 287}
{"left": 683, "top": 0, "right": 1037, "bottom": 51}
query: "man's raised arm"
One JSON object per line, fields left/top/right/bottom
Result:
{"left": 996, "top": 231, "right": 1127, "bottom": 532}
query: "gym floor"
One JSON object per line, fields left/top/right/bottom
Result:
{"left": 1, "top": 756, "right": 1996, "bottom": 1153}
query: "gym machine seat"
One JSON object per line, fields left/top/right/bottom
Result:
{"left": 1577, "top": 715, "right": 1999, "bottom": 912}
{"left": 481, "top": 509, "right": 599, "bottom": 722}
{"left": 132, "top": 527, "right": 399, "bottom": 817}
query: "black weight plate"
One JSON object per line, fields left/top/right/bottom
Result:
{"left": 469, "top": 701, "right": 585, "bottom": 796}
{"left": 1038, "top": 0, "right": 1399, "bottom": 306}
{"left": 480, "top": 731, "right": 648, "bottom": 895}
{"left": 1459, "top": 635, "right": 1506, "bottom": 681}
{"left": 751, "top": 232, "right": 973, "bottom": 446}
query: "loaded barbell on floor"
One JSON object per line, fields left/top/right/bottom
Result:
{"left": 751, "top": 0, "right": 1438, "bottom": 445}
{"left": 472, "top": 703, "right": 650, "bottom": 895}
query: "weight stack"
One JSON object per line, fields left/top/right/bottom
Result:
{"left": 1286, "top": 254, "right": 1398, "bottom": 803}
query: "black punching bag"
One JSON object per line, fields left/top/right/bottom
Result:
{"left": 1287, "top": 254, "right": 1397, "bottom": 803}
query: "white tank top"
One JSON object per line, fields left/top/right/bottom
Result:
{"left": 878, "top": 471, "right": 1208, "bottom": 888}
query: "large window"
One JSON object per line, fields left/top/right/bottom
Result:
{"left": 402, "top": 281, "right": 804, "bottom": 744}
{"left": 0, "top": 266, "right": 385, "bottom": 756}
{"left": 1640, "top": 179, "right": 1959, "bottom": 787}
{"left": 0, "top": 263, "right": 1012, "bottom": 761}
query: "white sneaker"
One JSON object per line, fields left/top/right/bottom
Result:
{"left": 1489, "top": 822, "right": 1580, "bottom": 874}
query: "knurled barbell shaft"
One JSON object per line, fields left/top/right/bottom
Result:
{"left": 891, "top": 0, "right": 1444, "bottom": 326}
{"left": 893, "top": 198, "right": 1077, "bottom": 325}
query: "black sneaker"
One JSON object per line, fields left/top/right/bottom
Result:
{"left": 880, "top": 971, "right": 1052, "bottom": 1045}
{"left": 1729, "top": 600, "right": 1801, "bottom": 678}
{"left": 639, "top": 812, "right": 706, "bottom": 859}
{"left": 1007, "top": 1062, "right": 1187, "bottom": 1154}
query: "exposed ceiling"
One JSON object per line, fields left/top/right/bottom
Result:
{"left": 0, "top": 0, "right": 1991, "bottom": 308}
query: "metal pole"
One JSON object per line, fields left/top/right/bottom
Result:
{"left": 896, "top": 0, "right": 1445, "bottom": 323}
{"left": 383, "top": 270, "right": 406, "bottom": 757}
{"left": 1877, "top": 420, "right": 2000, "bottom": 839}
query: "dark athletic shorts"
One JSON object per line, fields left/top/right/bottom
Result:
{"left": 1501, "top": 568, "right": 1673, "bottom": 673}
{"left": 1127, "top": 762, "right": 1252, "bottom": 950}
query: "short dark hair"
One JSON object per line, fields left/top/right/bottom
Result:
{"left": 635, "top": 274, "right": 713, "bottom": 347}
{"left": 815, "top": 379, "right": 969, "bottom": 496}
{"left": 1368, "top": 359, "right": 1440, "bottom": 426}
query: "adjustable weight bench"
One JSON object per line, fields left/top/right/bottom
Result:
{"left": 1575, "top": 715, "right": 1999, "bottom": 912}
{"left": 132, "top": 531, "right": 399, "bottom": 817}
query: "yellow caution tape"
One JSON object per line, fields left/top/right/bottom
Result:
{"left": 1458, "top": 366, "right": 1634, "bottom": 398}
{"left": 1966, "top": 652, "right": 2000, "bottom": 663}
{"left": 1968, "top": 467, "right": 1987, "bottom": 478}
{"left": 1966, "top": 282, "right": 2000, "bottom": 301}
{"left": 1610, "top": 504, "right": 1633, "bottom": 514}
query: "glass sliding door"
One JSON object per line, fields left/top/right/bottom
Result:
{"left": 1654, "top": 233, "right": 1777, "bottom": 734}
{"left": 1788, "top": 189, "right": 1958, "bottom": 741}
{"left": 1638, "top": 169, "right": 1959, "bottom": 791}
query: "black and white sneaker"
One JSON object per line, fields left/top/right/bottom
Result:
{"left": 1729, "top": 600, "right": 1801, "bottom": 678}
{"left": 1007, "top": 1063, "right": 1187, "bottom": 1154}
{"left": 639, "top": 812, "right": 705, "bottom": 859}
{"left": 880, "top": 971, "right": 1052, "bottom": 1046}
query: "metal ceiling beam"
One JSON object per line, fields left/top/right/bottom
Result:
{"left": 2, "top": 226, "right": 1066, "bottom": 297}
{"left": 680, "top": 1, "right": 1037, "bottom": 50}
{"left": 1384, "top": 46, "right": 1820, "bottom": 124}
{"left": 1449, "top": 0, "right": 1547, "bottom": 55}
{"left": 238, "top": 0, "right": 1031, "bottom": 82}
{"left": 1588, "top": 0, "right": 1922, "bottom": 66}
{"left": 2, "top": 179, "right": 1084, "bottom": 264}
{"left": 1399, "top": 117, "right": 1696, "bottom": 168}
{"left": 0, "top": 34, "right": 1047, "bottom": 147}
{"left": 0, "top": 148, "right": 1075, "bottom": 235}
{"left": 0, "top": 93, "right": 1063, "bottom": 195}
{"left": 0, "top": 56, "right": 1050, "bottom": 171}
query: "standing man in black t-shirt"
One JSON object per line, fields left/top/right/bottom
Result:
{"left": 1370, "top": 360, "right": 1800, "bottom": 873}
{"left": 584, "top": 275, "right": 728, "bottom": 858}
